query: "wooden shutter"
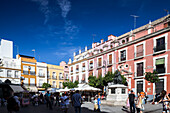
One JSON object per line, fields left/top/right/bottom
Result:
{"left": 109, "top": 54, "right": 112, "bottom": 64}
{"left": 98, "top": 58, "right": 102, "bottom": 66}
{"left": 136, "top": 44, "right": 143, "bottom": 57}
{"left": 82, "top": 74, "right": 85, "bottom": 80}
{"left": 98, "top": 69, "right": 102, "bottom": 76}
{"left": 71, "top": 76, "right": 73, "bottom": 82}
{"left": 71, "top": 67, "right": 73, "bottom": 72}
{"left": 108, "top": 67, "right": 112, "bottom": 72}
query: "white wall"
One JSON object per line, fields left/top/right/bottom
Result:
{"left": 0, "top": 39, "right": 13, "bottom": 58}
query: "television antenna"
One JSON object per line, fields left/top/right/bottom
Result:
{"left": 92, "top": 34, "right": 96, "bottom": 43}
{"left": 130, "top": 15, "right": 139, "bottom": 29}
{"left": 164, "top": 9, "right": 169, "bottom": 15}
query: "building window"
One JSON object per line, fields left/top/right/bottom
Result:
{"left": 71, "top": 67, "right": 73, "bottom": 72}
{"left": 65, "top": 74, "right": 68, "bottom": 79}
{"left": 155, "top": 58, "right": 165, "bottom": 74}
{"left": 137, "top": 81, "right": 143, "bottom": 94}
{"left": 135, "top": 44, "right": 143, "bottom": 58}
{"left": 108, "top": 54, "right": 112, "bottom": 65}
{"left": 59, "top": 82, "right": 62, "bottom": 88}
{"left": 59, "top": 73, "right": 63, "bottom": 80}
{"left": 47, "top": 71, "right": 50, "bottom": 79}
{"left": 15, "top": 71, "right": 19, "bottom": 78}
{"left": 126, "top": 38, "right": 129, "bottom": 42}
{"left": 39, "top": 79, "right": 43, "bottom": 87}
{"left": 30, "top": 66, "right": 35, "bottom": 75}
{"left": 82, "top": 63, "right": 85, "bottom": 71}
{"left": 137, "top": 62, "right": 143, "bottom": 77}
{"left": 39, "top": 69, "right": 44, "bottom": 77}
{"left": 76, "top": 65, "right": 79, "bottom": 72}
{"left": 81, "top": 74, "right": 86, "bottom": 83}
{"left": 53, "top": 81, "right": 56, "bottom": 88}
{"left": 98, "top": 58, "right": 102, "bottom": 67}
{"left": 52, "top": 72, "right": 56, "bottom": 79}
{"left": 120, "top": 50, "right": 126, "bottom": 61}
{"left": 122, "top": 88, "right": 125, "bottom": 94}
{"left": 23, "top": 65, "right": 29, "bottom": 75}
{"left": 154, "top": 37, "right": 165, "bottom": 52}
{"left": 155, "top": 79, "right": 164, "bottom": 94}
{"left": 7, "top": 70, "right": 12, "bottom": 77}
{"left": 111, "top": 88, "right": 116, "bottom": 94}
{"left": 89, "top": 60, "right": 93, "bottom": 70}
{"left": 30, "top": 78, "right": 35, "bottom": 86}
{"left": 122, "top": 40, "right": 125, "bottom": 44}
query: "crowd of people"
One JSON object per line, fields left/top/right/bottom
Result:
{"left": 127, "top": 90, "right": 170, "bottom": 113}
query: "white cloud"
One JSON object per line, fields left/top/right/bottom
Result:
{"left": 57, "top": 0, "right": 71, "bottom": 18}
{"left": 31, "top": 0, "right": 50, "bottom": 24}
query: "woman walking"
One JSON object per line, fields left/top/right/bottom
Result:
{"left": 157, "top": 90, "right": 170, "bottom": 113}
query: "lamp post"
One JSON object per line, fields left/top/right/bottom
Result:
{"left": 102, "top": 60, "right": 106, "bottom": 76}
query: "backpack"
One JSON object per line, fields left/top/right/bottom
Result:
{"left": 7, "top": 96, "right": 19, "bottom": 111}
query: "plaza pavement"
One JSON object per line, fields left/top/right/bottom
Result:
{"left": 0, "top": 102, "right": 162, "bottom": 113}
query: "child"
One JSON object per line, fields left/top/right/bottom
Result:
{"left": 94, "top": 97, "right": 98, "bottom": 111}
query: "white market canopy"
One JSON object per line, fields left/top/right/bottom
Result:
{"left": 72, "top": 83, "right": 101, "bottom": 91}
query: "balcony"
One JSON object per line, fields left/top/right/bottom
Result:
{"left": 23, "top": 71, "right": 29, "bottom": 75}
{"left": 30, "top": 71, "right": 35, "bottom": 75}
{"left": 52, "top": 76, "right": 57, "bottom": 80}
{"left": 39, "top": 73, "right": 45, "bottom": 77}
{"left": 153, "top": 44, "right": 166, "bottom": 55}
{"left": 134, "top": 50, "right": 144, "bottom": 60}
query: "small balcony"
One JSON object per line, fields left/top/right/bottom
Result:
{"left": 120, "top": 57, "right": 126, "bottom": 61}
{"left": 52, "top": 76, "right": 57, "bottom": 80}
{"left": 30, "top": 71, "right": 35, "bottom": 75}
{"left": 39, "top": 73, "right": 45, "bottom": 77}
{"left": 23, "top": 71, "right": 29, "bottom": 75}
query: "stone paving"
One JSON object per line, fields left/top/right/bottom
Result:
{"left": 0, "top": 102, "right": 163, "bottom": 113}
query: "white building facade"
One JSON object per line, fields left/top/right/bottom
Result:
{"left": 36, "top": 62, "right": 47, "bottom": 87}
{"left": 0, "top": 39, "right": 21, "bottom": 84}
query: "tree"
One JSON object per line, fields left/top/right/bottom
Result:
{"left": 103, "top": 71, "right": 114, "bottom": 86}
{"left": 145, "top": 70, "right": 159, "bottom": 102}
{"left": 42, "top": 83, "right": 51, "bottom": 90}
{"left": 62, "top": 81, "right": 79, "bottom": 89}
{"left": 88, "top": 75, "right": 97, "bottom": 87}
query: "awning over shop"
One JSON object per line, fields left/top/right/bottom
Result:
{"left": 24, "top": 85, "right": 38, "bottom": 92}
{"left": 9, "top": 85, "right": 25, "bottom": 93}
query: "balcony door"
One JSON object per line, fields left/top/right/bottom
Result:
{"left": 137, "top": 81, "right": 143, "bottom": 94}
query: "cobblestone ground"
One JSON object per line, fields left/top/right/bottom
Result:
{"left": 0, "top": 102, "right": 162, "bottom": 113}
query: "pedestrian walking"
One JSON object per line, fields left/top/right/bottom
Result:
{"left": 60, "top": 93, "right": 66, "bottom": 111}
{"left": 136, "top": 93, "right": 144, "bottom": 113}
{"left": 72, "top": 90, "right": 82, "bottom": 113}
{"left": 97, "top": 95, "right": 101, "bottom": 112}
{"left": 45, "top": 91, "right": 52, "bottom": 110}
{"left": 93, "top": 97, "right": 98, "bottom": 111}
{"left": 157, "top": 90, "right": 170, "bottom": 113}
{"left": 64, "top": 93, "right": 70, "bottom": 113}
{"left": 129, "top": 90, "right": 135, "bottom": 113}
{"left": 55, "top": 94, "right": 60, "bottom": 107}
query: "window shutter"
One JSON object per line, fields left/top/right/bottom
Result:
{"left": 98, "top": 58, "right": 102, "bottom": 66}
{"left": 98, "top": 69, "right": 102, "bottom": 76}
{"left": 136, "top": 44, "right": 143, "bottom": 57}
{"left": 82, "top": 63, "right": 85, "bottom": 67}
{"left": 109, "top": 54, "right": 112, "bottom": 64}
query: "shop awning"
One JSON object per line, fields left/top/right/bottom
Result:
{"left": 9, "top": 85, "right": 25, "bottom": 93}
{"left": 24, "top": 85, "right": 38, "bottom": 92}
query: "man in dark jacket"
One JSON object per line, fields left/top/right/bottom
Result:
{"left": 129, "top": 90, "right": 135, "bottom": 113}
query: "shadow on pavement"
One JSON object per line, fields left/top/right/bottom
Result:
{"left": 81, "top": 107, "right": 108, "bottom": 113}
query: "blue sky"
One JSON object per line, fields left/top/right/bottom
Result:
{"left": 0, "top": 0, "right": 170, "bottom": 65}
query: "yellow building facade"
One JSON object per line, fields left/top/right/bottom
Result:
{"left": 47, "top": 64, "right": 64, "bottom": 88}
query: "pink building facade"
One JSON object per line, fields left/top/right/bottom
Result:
{"left": 69, "top": 15, "right": 170, "bottom": 97}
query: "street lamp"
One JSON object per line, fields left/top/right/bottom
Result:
{"left": 102, "top": 60, "right": 106, "bottom": 76}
